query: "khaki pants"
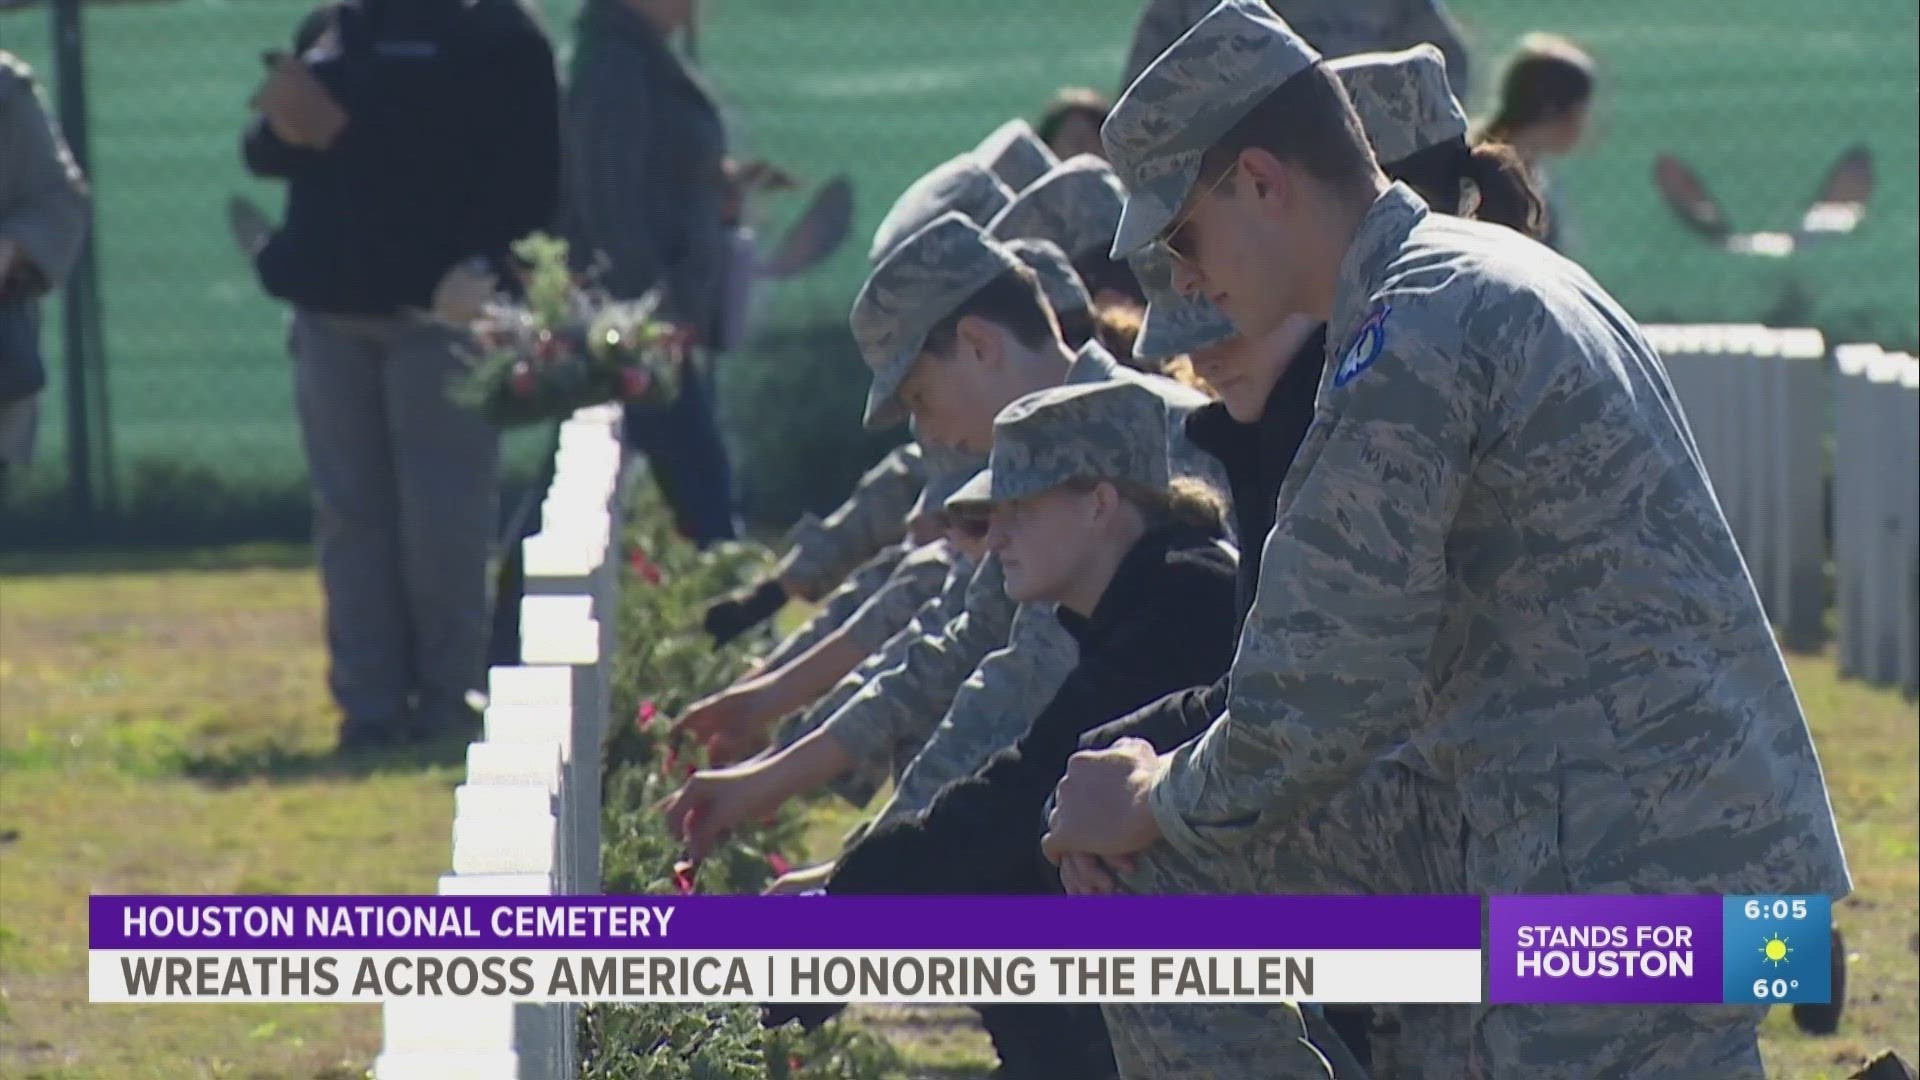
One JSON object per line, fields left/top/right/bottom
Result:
{"left": 291, "top": 310, "right": 498, "bottom": 739}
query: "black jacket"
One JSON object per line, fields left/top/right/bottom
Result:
{"left": 243, "top": 0, "right": 559, "bottom": 316}
{"left": 828, "top": 523, "right": 1239, "bottom": 897}
{"left": 1078, "top": 326, "right": 1329, "bottom": 756}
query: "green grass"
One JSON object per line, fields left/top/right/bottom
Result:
{"left": 2, "top": 0, "right": 1915, "bottom": 525}
{"left": 0, "top": 549, "right": 463, "bottom": 1079}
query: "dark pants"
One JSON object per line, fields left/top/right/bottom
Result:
{"left": 976, "top": 1003, "right": 1117, "bottom": 1079}
{"left": 623, "top": 359, "right": 737, "bottom": 546}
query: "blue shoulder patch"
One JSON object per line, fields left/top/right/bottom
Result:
{"left": 1333, "top": 304, "right": 1392, "bottom": 388}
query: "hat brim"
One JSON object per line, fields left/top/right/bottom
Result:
{"left": 1135, "top": 296, "right": 1237, "bottom": 361}
{"left": 1109, "top": 155, "right": 1202, "bottom": 259}
{"left": 861, "top": 351, "right": 918, "bottom": 430}
{"left": 942, "top": 468, "right": 996, "bottom": 513}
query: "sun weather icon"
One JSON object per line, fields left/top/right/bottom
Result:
{"left": 1760, "top": 934, "right": 1793, "bottom": 968}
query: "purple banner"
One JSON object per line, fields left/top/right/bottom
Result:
{"left": 90, "top": 895, "right": 1482, "bottom": 951}
{"left": 1488, "top": 896, "right": 1723, "bottom": 1004}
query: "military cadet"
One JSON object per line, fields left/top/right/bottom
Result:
{"left": 662, "top": 211, "right": 1221, "bottom": 862}
{"left": 701, "top": 153, "right": 1020, "bottom": 642}
{"left": 675, "top": 443, "right": 985, "bottom": 764}
{"left": 975, "top": 117, "right": 1061, "bottom": 192}
{"left": 800, "top": 382, "right": 1249, "bottom": 1079}
{"left": 1121, "top": 0, "right": 1472, "bottom": 104}
{"left": 1044, "top": 5, "right": 1851, "bottom": 1077}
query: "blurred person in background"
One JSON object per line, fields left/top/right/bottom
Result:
{"left": 1477, "top": 32, "right": 1597, "bottom": 252}
{"left": 564, "top": 0, "right": 740, "bottom": 545}
{"left": 1036, "top": 87, "right": 1110, "bottom": 161}
{"left": 240, "top": 0, "right": 560, "bottom": 750}
{"left": 0, "top": 50, "right": 90, "bottom": 506}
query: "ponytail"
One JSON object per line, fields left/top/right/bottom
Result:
{"left": 1383, "top": 138, "right": 1549, "bottom": 242}
{"left": 1463, "top": 142, "right": 1549, "bottom": 241}
{"left": 1162, "top": 477, "right": 1229, "bottom": 534}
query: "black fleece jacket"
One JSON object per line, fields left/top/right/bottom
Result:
{"left": 828, "top": 523, "right": 1238, "bottom": 896}
{"left": 243, "top": 0, "right": 559, "bottom": 316}
{"left": 1077, "top": 326, "right": 1329, "bottom": 756}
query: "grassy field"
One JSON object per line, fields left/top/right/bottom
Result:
{"left": 0, "top": 0, "right": 1913, "bottom": 527}
{"left": 0, "top": 553, "right": 1914, "bottom": 1077}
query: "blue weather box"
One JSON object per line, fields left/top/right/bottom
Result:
{"left": 1722, "top": 895, "right": 1831, "bottom": 1005}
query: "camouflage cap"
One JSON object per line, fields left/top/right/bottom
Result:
{"left": 851, "top": 212, "right": 1024, "bottom": 430}
{"left": 1128, "top": 247, "right": 1236, "bottom": 360}
{"left": 975, "top": 118, "right": 1061, "bottom": 192}
{"left": 908, "top": 441, "right": 990, "bottom": 523}
{"left": 1330, "top": 45, "right": 1467, "bottom": 167}
{"left": 946, "top": 381, "right": 1172, "bottom": 510}
{"left": 868, "top": 154, "right": 1016, "bottom": 264}
{"left": 1003, "top": 237, "right": 1093, "bottom": 318}
{"left": 1102, "top": 0, "right": 1320, "bottom": 258}
{"left": 985, "top": 155, "right": 1127, "bottom": 263}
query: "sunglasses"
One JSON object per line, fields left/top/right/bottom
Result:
{"left": 1150, "top": 161, "right": 1238, "bottom": 269}
{"left": 949, "top": 514, "right": 990, "bottom": 540}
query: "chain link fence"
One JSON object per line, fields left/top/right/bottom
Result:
{"left": 1, "top": 0, "right": 1914, "bottom": 545}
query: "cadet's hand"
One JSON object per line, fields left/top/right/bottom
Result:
{"left": 671, "top": 686, "right": 772, "bottom": 766}
{"left": 659, "top": 761, "right": 789, "bottom": 862}
{"left": 1056, "top": 853, "right": 1126, "bottom": 895}
{"left": 763, "top": 862, "right": 834, "bottom": 895}
{"left": 1041, "top": 738, "right": 1166, "bottom": 863}
{"left": 703, "top": 578, "right": 788, "bottom": 646}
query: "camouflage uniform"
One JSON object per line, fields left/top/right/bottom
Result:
{"left": 1106, "top": 5, "right": 1851, "bottom": 1077}
{"left": 869, "top": 599, "right": 1081, "bottom": 827}
{"left": 1120, "top": 0, "right": 1471, "bottom": 101}
{"left": 776, "top": 443, "right": 923, "bottom": 603}
{"left": 761, "top": 541, "right": 912, "bottom": 670}
{"left": 776, "top": 549, "right": 981, "bottom": 808}
{"left": 974, "top": 118, "right": 1060, "bottom": 192}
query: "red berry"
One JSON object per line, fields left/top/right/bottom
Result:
{"left": 767, "top": 851, "right": 791, "bottom": 876}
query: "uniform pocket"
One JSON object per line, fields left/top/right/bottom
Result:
{"left": 1460, "top": 773, "right": 1567, "bottom": 894}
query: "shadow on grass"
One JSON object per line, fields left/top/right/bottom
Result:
{"left": 0, "top": 541, "right": 315, "bottom": 578}
{"left": 177, "top": 730, "right": 471, "bottom": 786}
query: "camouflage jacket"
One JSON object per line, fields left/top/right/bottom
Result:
{"left": 1148, "top": 184, "right": 1851, "bottom": 898}
{"left": 777, "top": 442, "right": 924, "bottom": 601}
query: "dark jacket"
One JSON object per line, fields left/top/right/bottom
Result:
{"left": 1077, "top": 326, "right": 1329, "bottom": 755}
{"left": 828, "top": 523, "right": 1239, "bottom": 897}
{"left": 243, "top": 0, "right": 559, "bottom": 316}
{"left": 561, "top": 0, "right": 726, "bottom": 334}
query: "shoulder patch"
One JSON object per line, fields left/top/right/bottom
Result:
{"left": 1333, "top": 304, "right": 1392, "bottom": 388}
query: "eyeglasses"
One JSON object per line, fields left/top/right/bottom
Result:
{"left": 1151, "top": 161, "right": 1237, "bottom": 269}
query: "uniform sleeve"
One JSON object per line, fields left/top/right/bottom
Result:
{"left": 1149, "top": 304, "right": 1491, "bottom": 860}
{"left": 776, "top": 443, "right": 924, "bottom": 600}
{"left": 757, "top": 543, "right": 907, "bottom": 671}
{"left": 0, "top": 71, "right": 90, "bottom": 290}
{"left": 839, "top": 544, "right": 954, "bottom": 654}
{"left": 1389, "top": 0, "right": 1471, "bottom": 97}
{"left": 818, "top": 554, "right": 1018, "bottom": 773}
{"left": 563, "top": 60, "right": 664, "bottom": 301}
{"left": 872, "top": 604, "right": 1080, "bottom": 825}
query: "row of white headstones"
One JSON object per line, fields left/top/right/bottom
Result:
{"left": 375, "top": 404, "right": 627, "bottom": 1080}
{"left": 366, "top": 331, "right": 1919, "bottom": 1079}
{"left": 1644, "top": 327, "right": 1918, "bottom": 692}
